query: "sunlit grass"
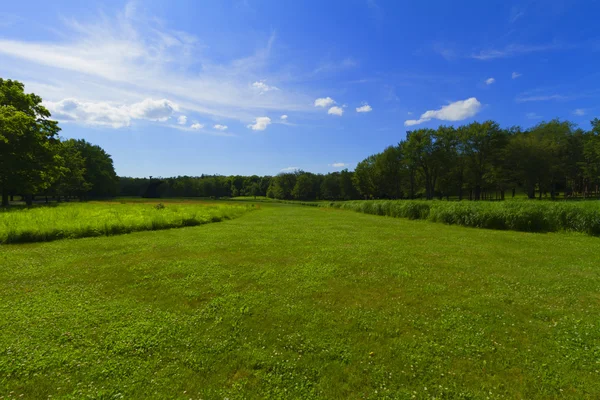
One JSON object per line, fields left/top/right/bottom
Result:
{"left": 319, "top": 199, "right": 600, "bottom": 235}
{"left": 1, "top": 202, "right": 599, "bottom": 398}
{"left": 0, "top": 201, "right": 253, "bottom": 244}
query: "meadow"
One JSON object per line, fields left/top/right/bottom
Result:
{"left": 1, "top": 201, "right": 600, "bottom": 399}
{"left": 0, "top": 201, "right": 252, "bottom": 244}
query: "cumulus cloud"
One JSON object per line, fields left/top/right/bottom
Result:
{"left": 247, "top": 116, "right": 272, "bottom": 131}
{"left": 314, "top": 97, "right": 335, "bottom": 108}
{"left": 573, "top": 109, "right": 585, "bottom": 116}
{"left": 252, "top": 81, "right": 279, "bottom": 93}
{"left": 177, "top": 115, "right": 187, "bottom": 125}
{"left": 356, "top": 103, "right": 372, "bottom": 113}
{"left": 129, "top": 98, "right": 178, "bottom": 121}
{"left": 280, "top": 114, "right": 288, "bottom": 120}
{"left": 280, "top": 166, "right": 298, "bottom": 172}
{"left": 328, "top": 106, "right": 344, "bottom": 116}
{"left": 191, "top": 123, "right": 204, "bottom": 129}
{"left": 45, "top": 98, "right": 131, "bottom": 128}
{"left": 485, "top": 77, "right": 495, "bottom": 85}
{"left": 45, "top": 97, "right": 179, "bottom": 128}
{"left": 213, "top": 124, "right": 228, "bottom": 131}
{"left": 329, "top": 162, "right": 347, "bottom": 168}
{"left": 404, "top": 97, "right": 481, "bottom": 126}
{"left": 512, "top": 72, "right": 522, "bottom": 79}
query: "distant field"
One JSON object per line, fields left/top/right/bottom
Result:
{"left": 0, "top": 200, "right": 252, "bottom": 244}
{"left": 1, "top": 201, "right": 599, "bottom": 399}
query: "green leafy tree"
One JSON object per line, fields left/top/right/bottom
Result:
{"left": 0, "top": 79, "right": 61, "bottom": 206}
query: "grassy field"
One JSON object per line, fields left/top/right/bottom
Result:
{"left": 1, "top": 201, "right": 600, "bottom": 399}
{"left": 0, "top": 200, "right": 252, "bottom": 244}
{"left": 234, "top": 198, "right": 600, "bottom": 236}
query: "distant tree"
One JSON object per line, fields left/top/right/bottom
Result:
{"left": 71, "top": 139, "right": 118, "bottom": 198}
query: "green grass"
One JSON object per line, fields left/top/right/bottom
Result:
{"left": 1, "top": 202, "right": 600, "bottom": 399}
{"left": 319, "top": 199, "right": 600, "bottom": 236}
{"left": 0, "top": 200, "right": 252, "bottom": 244}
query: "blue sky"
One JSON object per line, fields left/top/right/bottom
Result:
{"left": 1, "top": 0, "right": 599, "bottom": 177}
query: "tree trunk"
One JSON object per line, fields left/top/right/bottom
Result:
{"left": 10, "top": 195, "right": 14, "bottom": 202}
{"left": 25, "top": 194, "right": 33, "bottom": 206}
{"left": 527, "top": 184, "right": 535, "bottom": 199}
{"left": 474, "top": 185, "right": 481, "bottom": 201}
{"left": 1, "top": 189, "right": 8, "bottom": 207}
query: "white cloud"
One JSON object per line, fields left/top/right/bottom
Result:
{"left": 191, "top": 123, "right": 204, "bottom": 130}
{"left": 356, "top": 103, "right": 372, "bottom": 113}
{"left": 574, "top": 109, "right": 585, "bottom": 116}
{"left": 471, "top": 43, "right": 563, "bottom": 60}
{"left": 177, "top": 115, "right": 187, "bottom": 125}
{"left": 45, "top": 98, "right": 131, "bottom": 128}
{"left": 512, "top": 72, "right": 522, "bottom": 79}
{"left": 129, "top": 98, "right": 178, "bottom": 121}
{"left": 280, "top": 166, "right": 298, "bottom": 172}
{"left": 252, "top": 81, "right": 279, "bottom": 93}
{"left": 213, "top": 124, "right": 228, "bottom": 131}
{"left": 516, "top": 94, "right": 566, "bottom": 102}
{"left": 328, "top": 106, "right": 344, "bottom": 116}
{"left": 330, "top": 162, "right": 347, "bottom": 168}
{"left": 0, "top": 7, "right": 317, "bottom": 125}
{"left": 485, "top": 77, "right": 495, "bottom": 85}
{"left": 404, "top": 97, "right": 481, "bottom": 126}
{"left": 407, "top": 111, "right": 413, "bottom": 115}
{"left": 280, "top": 114, "right": 288, "bottom": 120}
{"left": 314, "top": 97, "right": 335, "bottom": 108}
{"left": 44, "top": 97, "right": 179, "bottom": 128}
{"left": 526, "top": 112, "right": 542, "bottom": 119}
{"left": 247, "top": 116, "right": 271, "bottom": 131}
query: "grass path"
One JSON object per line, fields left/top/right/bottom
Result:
{"left": 1, "top": 203, "right": 599, "bottom": 399}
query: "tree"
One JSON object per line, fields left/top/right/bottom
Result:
{"left": 50, "top": 139, "right": 91, "bottom": 200}
{"left": 0, "top": 79, "right": 61, "bottom": 206}
{"left": 71, "top": 139, "right": 118, "bottom": 198}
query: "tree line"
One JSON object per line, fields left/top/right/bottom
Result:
{"left": 121, "top": 119, "right": 600, "bottom": 202}
{"left": 354, "top": 119, "right": 600, "bottom": 201}
{"left": 1, "top": 78, "right": 118, "bottom": 206}
{"left": 5, "top": 77, "right": 600, "bottom": 204}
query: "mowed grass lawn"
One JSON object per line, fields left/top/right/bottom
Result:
{"left": 1, "top": 202, "right": 599, "bottom": 399}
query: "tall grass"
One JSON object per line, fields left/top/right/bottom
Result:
{"left": 0, "top": 201, "right": 253, "bottom": 244}
{"left": 323, "top": 200, "right": 600, "bottom": 236}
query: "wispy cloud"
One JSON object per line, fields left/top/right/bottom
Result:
{"left": 280, "top": 166, "right": 298, "bottom": 172}
{"left": 329, "top": 162, "right": 348, "bottom": 168}
{"left": 177, "top": 115, "right": 187, "bottom": 125}
{"left": 485, "top": 77, "right": 495, "bottom": 85}
{"left": 404, "top": 97, "right": 481, "bottom": 126}
{"left": 471, "top": 43, "right": 564, "bottom": 60}
{"left": 573, "top": 109, "right": 586, "bottom": 116}
{"left": 516, "top": 94, "right": 567, "bottom": 102}
{"left": 512, "top": 72, "right": 522, "bottom": 79}
{"left": 526, "top": 112, "right": 543, "bottom": 119}
{"left": 509, "top": 7, "right": 525, "bottom": 23}
{"left": 0, "top": 4, "right": 316, "bottom": 127}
